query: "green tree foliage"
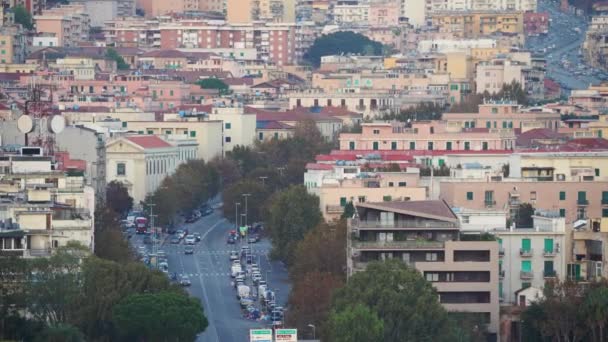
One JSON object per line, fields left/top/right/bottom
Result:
{"left": 265, "top": 185, "right": 322, "bottom": 264}
{"left": 327, "top": 303, "right": 384, "bottom": 342}
{"left": 329, "top": 260, "right": 456, "bottom": 342}
{"left": 94, "top": 203, "right": 134, "bottom": 263}
{"left": 35, "top": 324, "right": 85, "bottom": 342}
{"left": 112, "top": 291, "right": 208, "bottom": 341}
{"left": 196, "top": 78, "right": 230, "bottom": 95}
{"left": 341, "top": 201, "right": 355, "bottom": 219}
{"left": 13, "top": 5, "right": 33, "bottom": 30}
{"left": 105, "top": 181, "right": 133, "bottom": 216}
{"left": 449, "top": 81, "right": 529, "bottom": 113}
{"left": 304, "top": 31, "right": 383, "bottom": 67}
{"left": 105, "top": 48, "right": 130, "bottom": 70}
{"left": 222, "top": 179, "right": 271, "bottom": 225}
{"left": 382, "top": 102, "right": 445, "bottom": 122}
{"left": 515, "top": 202, "right": 535, "bottom": 228}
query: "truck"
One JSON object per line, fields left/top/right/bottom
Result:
{"left": 231, "top": 263, "right": 242, "bottom": 278}
{"left": 237, "top": 284, "right": 251, "bottom": 300}
{"left": 135, "top": 217, "right": 148, "bottom": 234}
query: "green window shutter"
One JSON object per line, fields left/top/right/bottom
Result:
{"left": 165, "top": 130, "right": 171, "bottom": 135}
{"left": 383, "top": 195, "right": 392, "bottom": 202}
{"left": 486, "top": 121, "right": 491, "bottom": 128}
{"left": 544, "top": 238, "right": 554, "bottom": 253}
{"left": 464, "top": 122, "right": 470, "bottom": 128}
{"left": 349, "top": 141, "right": 355, "bottom": 150}
{"left": 544, "top": 260, "right": 554, "bottom": 274}
{"left": 508, "top": 121, "right": 513, "bottom": 128}
{"left": 225, "top": 123, "right": 231, "bottom": 129}
{"left": 464, "top": 142, "right": 470, "bottom": 150}
{"left": 502, "top": 121, "right": 507, "bottom": 128}
{"left": 466, "top": 192, "right": 473, "bottom": 200}
{"left": 521, "top": 260, "right": 531, "bottom": 272}
{"left": 438, "top": 159, "right": 445, "bottom": 166}
{"left": 559, "top": 209, "right": 566, "bottom": 217}
{"left": 482, "top": 142, "right": 488, "bottom": 150}
{"left": 340, "top": 197, "right": 347, "bottom": 206}
{"left": 122, "top": 122, "right": 127, "bottom": 128}
{"left": 428, "top": 142, "right": 433, "bottom": 150}
{"left": 391, "top": 142, "right": 397, "bottom": 150}
{"left": 190, "top": 131, "right": 196, "bottom": 137}
{"left": 602, "top": 208, "right": 608, "bottom": 217}
{"left": 521, "top": 238, "right": 531, "bottom": 251}
{"left": 373, "top": 142, "right": 379, "bottom": 150}
{"left": 559, "top": 191, "right": 566, "bottom": 200}
{"left": 138, "top": 130, "right": 144, "bottom": 134}
{"left": 499, "top": 282, "right": 503, "bottom": 298}
{"left": 596, "top": 168, "right": 600, "bottom": 177}
{"left": 147, "top": 130, "right": 154, "bottom": 134}
{"left": 603, "top": 191, "right": 608, "bottom": 202}
{"left": 170, "top": 90, "right": 174, "bottom": 96}
{"left": 446, "top": 141, "right": 452, "bottom": 150}
{"left": 409, "top": 142, "right": 415, "bottom": 150}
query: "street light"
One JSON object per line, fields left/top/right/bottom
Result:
{"left": 258, "top": 176, "right": 268, "bottom": 186}
{"left": 307, "top": 324, "right": 316, "bottom": 340}
{"left": 234, "top": 202, "right": 241, "bottom": 233}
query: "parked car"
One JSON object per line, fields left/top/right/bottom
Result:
{"left": 170, "top": 237, "right": 181, "bottom": 244}
{"left": 176, "top": 230, "right": 184, "bottom": 238}
{"left": 185, "top": 215, "right": 197, "bottom": 223}
{"left": 180, "top": 275, "right": 191, "bottom": 286}
{"left": 248, "top": 234, "right": 260, "bottom": 243}
{"left": 202, "top": 207, "right": 213, "bottom": 216}
{"left": 227, "top": 236, "right": 236, "bottom": 244}
{"left": 167, "top": 226, "right": 177, "bottom": 235}
{"left": 229, "top": 251, "right": 239, "bottom": 261}
{"left": 184, "top": 235, "right": 196, "bottom": 245}
{"left": 185, "top": 246, "right": 194, "bottom": 255}
{"left": 143, "top": 236, "right": 152, "bottom": 245}
{"left": 193, "top": 233, "right": 201, "bottom": 242}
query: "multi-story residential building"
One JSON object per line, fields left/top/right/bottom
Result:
{"left": 476, "top": 57, "right": 527, "bottom": 94}
{"left": 305, "top": 164, "right": 426, "bottom": 220}
{"left": 417, "top": 38, "right": 497, "bottom": 54}
{"left": 71, "top": 0, "right": 135, "bottom": 27}
{"left": 226, "top": 0, "right": 295, "bottom": 24}
{"left": 443, "top": 101, "right": 561, "bottom": 131}
{"left": 401, "top": 0, "right": 426, "bottom": 27}
{"left": 34, "top": 4, "right": 90, "bottom": 47}
{"left": 288, "top": 89, "right": 398, "bottom": 117}
{"left": 0, "top": 26, "right": 27, "bottom": 64}
{"left": 523, "top": 11, "right": 549, "bottom": 36}
{"left": 339, "top": 121, "right": 517, "bottom": 152}
{"left": 426, "top": 0, "right": 536, "bottom": 12}
{"left": 0, "top": 152, "right": 95, "bottom": 257}
{"left": 583, "top": 16, "right": 608, "bottom": 70}
{"left": 332, "top": 1, "right": 370, "bottom": 25}
{"left": 138, "top": 0, "right": 223, "bottom": 17}
{"left": 207, "top": 105, "right": 257, "bottom": 152}
{"left": 105, "top": 135, "right": 198, "bottom": 204}
{"left": 368, "top": 0, "right": 400, "bottom": 27}
{"left": 347, "top": 200, "right": 499, "bottom": 336}
{"left": 430, "top": 11, "right": 524, "bottom": 39}
{"left": 7, "top": 0, "right": 46, "bottom": 14}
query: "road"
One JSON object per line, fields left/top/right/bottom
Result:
{"left": 130, "top": 203, "right": 291, "bottom": 342}
{"left": 526, "top": 0, "right": 608, "bottom": 91}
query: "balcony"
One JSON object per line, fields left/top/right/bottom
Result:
{"left": 25, "top": 248, "right": 52, "bottom": 258}
{"left": 577, "top": 199, "right": 589, "bottom": 205}
{"left": 352, "top": 219, "right": 459, "bottom": 230}
{"left": 520, "top": 248, "right": 533, "bottom": 257}
{"left": 602, "top": 199, "right": 608, "bottom": 205}
{"left": 499, "top": 246, "right": 505, "bottom": 256}
{"left": 499, "top": 269, "right": 505, "bottom": 278}
{"left": 509, "top": 198, "right": 521, "bottom": 206}
{"left": 326, "top": 205, "right": 345, "bottom": 214}
{"left": 484, "top": 200, "right": 496, "bottom": 208}
{"left": 356, "top": 105, "right": 366, "bottom": 111}
{"left": 544, "top": 270, "right": 557, "bottom": 278}
{"left": 520, "top": 271, "right": 534, "bottom": 279}
{"left": 543, "top": 249, "right": 556, "bottom": 257}
{"left": 352, "top": 239, "right": 445, "bottom": 250}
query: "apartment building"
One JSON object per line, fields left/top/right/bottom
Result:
{"left": 430, "top": 11, "right": 524, "bottom": 39}
{"left": 71, "top": 0, "right": 135, "bottom": 27}
{"left": 369, "top": 1, "right": 400, "bottom": 27}
{"left": 226, "top": 0, "right": 295, "bottom": 24}
{"left": 476, "top": 56, "right": 545, "bottom": 99}
{"left": 34, "top": 4, "right": 90, "bottom": 47}
{"left": 306, "top": 165, "right": 426, "bottom": 221}
{"left": 288, "top": 90, "right": 397, "bottom": 117}
{"left": 0, "top": 153, "right": 95, "bottom": 257}
{"left": 138, "top": 0, "right": 223, "bottom": 17}
{"left": 207, "top": 105, "right": 257, "bottom": 152}
{"left": 0, "top": 26, "right": 27, "bottom": 64}
{"left": 523, "top": 11, "right": 549, "bottom": 36}
{"left": 339, "top": 121, "right": 517, "bottom": 152}
{"left": 332, "top": 2, "right": 369, "bottom": 25}
{"left": 7, "top": 0, "right": 46, "bottom": 14}
{"left": 583, "top": 16, "right": 608, "bottom": 70}
{"left": 105, "top": 135, "right": 198, "bottom": 204}
{"left": 426, "top": 0, "right": 536, "bottom": 12}
{"left": 347, "top": 200, "right": 499, "bottom": 336}
{"left": 443, "top": 101, "right": 561, "bottom": 132}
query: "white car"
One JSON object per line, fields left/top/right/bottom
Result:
{"left": 229, "top": 251, "right": 239, "bottom": 261}
{"left": 184, "top": 235, "right": 196, "bottom": 245}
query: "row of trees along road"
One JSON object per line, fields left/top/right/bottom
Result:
{"left": 0, "top": 181, "right": 209, "bottom": 342}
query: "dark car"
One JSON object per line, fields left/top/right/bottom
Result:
{"left": 170, "top": 237, "right": 181, "bottom": 244}
{"left": 143, "top": 236, "right": 152, "bottom": 245}
{"left": 194, "top": 233, "right": 201, "bottom": 242}
{"left": 185, "top": 215, "right": 197, "bottom": 223}
{"left": 184, "top": 246, "right": 194, "bottom": 255}
{"left": 248, "top": 234, "right": 260, "bottom": 243}
{"left": 202, "top": 207, "right": 214, "bottom": 216}
{"left": 167, "top": 226, "right": 177, "bottom": 235}
{"left": 227, "top": 236, "right": 236, "bottom": 244}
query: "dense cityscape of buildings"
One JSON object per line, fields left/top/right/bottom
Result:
{"left": 2, "top": 0, "right": 608, "bottom": 340}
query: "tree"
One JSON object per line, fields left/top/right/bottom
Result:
{"left": 341, "top": 202, "right": 355, "bottom": 219}
{"left": 105, "top": 181, "right": 133, "bottom": 216}
{"left": 222, "top": 179, "right": 271, "bottom": 225}
{"left": 35, "top": 324, "right": 85, "bottom": 342}
{"left": 327, "top": 304, "right": 384, "bottom": 342}
{"left": 196, "top": 78, "right": 230, "bottom": 95}
{"left": 94, "top": 203, "right": 133, "bottom": 263}
{"left": 582, "top": 285, "right": 608, "bottom": 342}
{"left": 265, "top": 185, "right": 322, "bottom": 264}
{"left": 449, "top": 81, "right": 528, "bottom": 113}
{"left": 382, "top": 102, "right": 445, "bottom": 122}
{"left": 329, "top": 260, "right": 456, "bottom": 342}
{"left": 112, "top": 291, "right": 208, "bottom": 342}
{"left": 13, "top": 5, "right": 33, "bottom": 30}
{"left": 515, "top": 203, "right": 535, "bottom": 228}
{"left": 304, "top": 31, "right": 384, "bottom": 67}
{"left": 105, "top": 48, "right": 129, "bottom": 70}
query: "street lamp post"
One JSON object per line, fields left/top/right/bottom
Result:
{"left": 308, "top": 324, "right": 316, "bottom": 340}
{"left": 235, "top": 202, "right": 241, "bottom": 237}
{"left": 258, "top": 176, "right": 268, "bottom": 186}
{"left": 147, "top": 203, "right": 157, "bottom": 266}
{"left": 242, "top": 193, "right": 251, "bottom": 228}
{"left": 242, "top": 193, "right": 251, "bottom": 259}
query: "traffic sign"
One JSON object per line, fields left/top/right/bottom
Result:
{"left": 240, "top": 225, "right": 248, "bottom": 236}
{"left": 275, "top": 328, "right": 297, "bottom": 342}
{"left": 250, "top": 329, "right": 272, "bottom": 342}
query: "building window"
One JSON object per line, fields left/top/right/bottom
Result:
{"left": 349, "top": 141, "right": 355, "bottom": 150}
{"left": 358, "top": 196, "right": 365, "bottom": 203}
{"left": 521, "top": 260, "right": 531, "bottom": 272}
{"left": 425, "top": 273, "right": 439, "bottom": 282}
{"left": 596, "top": 168, "right": 600, "bottom": 177}
{"left": 373, "top": 129, "right": 380, "bottom": 134}
{"left": 544, "top": 261, "right": 554, "bottom": 277}
{"left": 340, "top": 197, "right": 347, "bottom": 206}
{"left": 466, "top": 192, "right": 473, "bottom": 200}
{"left": 391, "top": 142, "right": 397, "bottom": 150}
{"left": 147, "top": 130, "right": 154, "bottom": 134}
{"left": 521, "top": 238, "right": 531, "bottom": 252}
{"left": 425, "top": 253, "right": 438, "bottom": 261}
{"left": 461, "top": 215, "right": 470, "bottom": 223}
{"left": 409, "top": 142, "right": 415, "bottom": 150}
{"left": 225, "top": 123, "right": 231, "bottom": 129}
{"left": 259, "top": 132, "right": 264, "bottom": 140}
{"left": 559, "top": 191, "right": 566, "bottom": 200}
{"left": 116, "top": 163, "right": 126, "bottom": 176}
{"left": 464, "top": 142, "right": 470, "bottom": 150}
{"left": 373, "top": 142, "right": 379, "bottom": 150}
{"left": 484, "top": 191, "right": 494, "bottom": 206}
{"left": 544, "top": 238, "right": 554, "bottom": 253}
{"left": 602, "top": 208, "right": 608, "bottom": 218}
{"left": 388, "top": 182, "right": 394, "bottom": 187}
{"left": 428, "top": 142, "right": 434, "bottom": 151}
{"left": 122, "top": 122, "right": 127, "bottom": 128}
{"left": 383, "top": 195, "right": 392, "bottom": 201}
{"left": 482, "top": 142, "right": 488, "bottom": 150}
{"left": 225, "top": 137, "right": 231, "bottom": 143}
{"left": 559, "top": 209, "right": 566, "bottom": 217}
{"left": 531, "top": 191, "right": 537, "bottom": 200}
{"left": 165, "top": 130, "right": 171, "bottom": 135}
{"left": 446, "top": 141, "right": 452, "bottom": 150}
{"left": 170, "top": 90, "right": 174, "bottom": 96}
{"left": 486, "top": 121, "right": 491, "bottom": 128}
{"left": 578, "top": 191, "right": 587, "bottom": 204}
{"left": 492, "top": 107, "right": 498, "bottom": 114}
{"left": 398, "top": 182, "right": 406, "bottom": 187}
{"left": 190, "top": 131, "right": 196, "bottom": 137}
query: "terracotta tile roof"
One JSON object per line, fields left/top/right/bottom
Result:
{"left": 223, "top": 77, "right": 254, "bottom": 86}
{"left": 256, "top": 120, "right": 294, "bottom": 130}
{"left": 516, "top": 128, "right": 567, "bottom": 147}
{"left": 141, "top": 49, "right": 187, "bottom": 58}
{"left": 126, "top": 136, "right": 172, "bottom": 149}
{"left": 357, "top": 200, "right": 458, "bottom": 222}
{"left": 305, "top": 163, "right": 334, "bottom": 170}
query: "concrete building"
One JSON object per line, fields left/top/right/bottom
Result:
{"left": 138, "top": 0, "right": 223, "bottom": 17}
{"left": 332, "top": 2, "right": 369, "bottom": 25}
{"left": 583, "top": 16, "right": 608, "bottom": 70}
{"left": 288, "top": 90, "right": 397, "bottom": 117}
{"left": 226, "top": 0, "right": 295, "bottom": 24}
{"left": 207, "top": 105, "right": 257, "bottom": 152}
{"left": 105, "top": 135, "right": 197, "bottom": 204}
{"left": 0, "top": 153, "right": 95, "bottom": 257}
{"left": 400, "top": 0, "right": 426, "bottom": 27}
{"left": 7, "top": 0, "right": 47, "bottom": 15}
{"left": 34, "top": 4, "right": 90, "bottom": 47}
{"left": 418, "top": 39, "right": 497, "bottom": 54}
{"left": 523, "top": 11, "right": 549, "bottom": 36}
{"left": 0, "top": 26, "right": 27, "bottom": 64}
{"left": 369, "top": 1, "right": 400, "bottom": 27}
{"left": 71, "top": 0, "right": 136, "bottom": 28}
{"left": 430, "top": 11, "right": 524, "bottom": 39}
{"left": 347, "top": 200, "right": 499, "bottom": 336}
{"left": 426, "top": 0, "right": 536, "bottom": 12}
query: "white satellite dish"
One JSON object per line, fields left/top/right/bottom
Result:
{"left": 17, "top": 115, "right": 34, "bottom": 133}
{"left": 49, "top": 115, "right": 66, "bottom": 133}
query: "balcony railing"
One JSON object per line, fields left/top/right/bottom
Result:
{"left": 544, "top": 270, "right": 557, "bottom": 278}
{"left": 499, "top": 269, "right": 505, "bottom": 278}
{"left": 520, "top": 248, "right": 533, "bottom": 257}
{"left": 25, "top": 249, "right": 52, "bottom": 257}
{"left": 484, "top": 200, "right": 496, "bottom": 207}
{"left": 578, "top": 199, "right": 589, "bottom": 205}
{"left": 520, "top": 271, "right": 534, "bottom": 279}
{"left": 352, "top": 219, "right": 458, "bottom": 229}
{"left": 352, "top": 240, "right": 445, "bottom": 250}
{"left": 326, "top": 205, "right": 345, "bottom": 214}
{"left": 499, "top": 247, "right": 505, "bottom": 256}
{"left": 543, "top": 249, "right": 556, "bottom": 257}
{"left": 602, "top": 199, "right": 608, "bottom": 205}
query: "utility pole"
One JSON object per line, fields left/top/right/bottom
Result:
{"left": 242, "top": 193, "right": 251, "bottom": 228}
{"left": 258, "top": 176, "right": 267, "bottom": 186}
{"left": 235, "top": 202, "right": 241, "bottom": 233}
{"left": 147, "top": 203, "right": 157, "bottom": 267}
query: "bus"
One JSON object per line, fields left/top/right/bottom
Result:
{"left": 135, "top": 217, "right": 149, "bottom": 234}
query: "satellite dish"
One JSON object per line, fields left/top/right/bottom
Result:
{"left": 17, "top": 115, "right": 34, "bottom": 133}
{"left": 49, "top": 115, "right": 66, "bottom": 133}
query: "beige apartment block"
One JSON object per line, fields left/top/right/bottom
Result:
{"left": 347, "top": 200, "right": 499, "bottom": 336}
{"left": 34, "top": 4, "right": 90, "bottom": 47}
{"left": 431, "top": 11, "right": 524, "bottom": 39}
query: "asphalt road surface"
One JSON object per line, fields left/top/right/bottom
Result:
{"left": 130, "top": 201, "right": 291, "bottom": 342}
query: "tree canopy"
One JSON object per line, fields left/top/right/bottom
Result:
{"left": 449, "top": 81, "right": 529, "bottom": 113}
{"left": 105, "top": 48, "right": 130, "bottom": 70}
{"left": 382, "top": 102, "right": 446, "bottom": 122}
{"left": 327, "top": 303, "right": 384, "bottom": 342}
{"left": 222, "top": 179, "right": 271, "bottom": 225}
{"left": 13, "top": 5, "right": 33, "bottom": 30}
{"left": 196, "top": 78, "right": 230, "bottom": 95}
{"left": 304, "top": 31, "right": 383, "bottom": 67}
{"left": 105, "top": 181, "right": 133, "bottom": 217}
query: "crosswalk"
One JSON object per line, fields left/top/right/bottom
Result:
{"left": 178, "top": 272, "right": 232, "bottom": 277}
{"left": 167, "top": 249, "right": 270, "bottom": 255}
